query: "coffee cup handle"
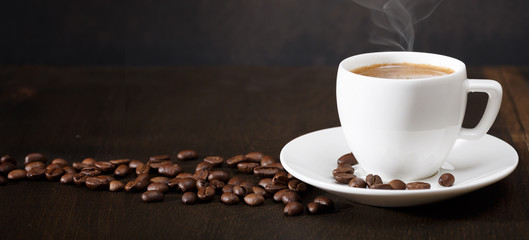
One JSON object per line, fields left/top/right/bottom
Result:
{"left": 459, "top": 79, "right": 503, "bottom": 140}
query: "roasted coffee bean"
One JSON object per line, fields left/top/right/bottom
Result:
{"left": 135, "top": 164, "right": 150, "bottom": 175}
{"left": 348, "top": 177, "right": 366, "bottom": 188}
{"left": 97, "top": 175, "right": 115, "bottom": 182}
{"left": 82, "top": 158, "right": 96, "bottom": 165}
{"left": 438, "top": 173, "right": 455, "bottom": 187}
{"left": 226, "top": 155, "right": 248, "bottom": 167}
{"left": 332, "top": 167, "right": 354, "bottom": 176}
{"left": 158, "top": 164, "right": 183, "bottom": 177}
{"left": 51, "top": 158, "right": 68, "bottom": 166}
{"left": 288, "top": 180, "right": 307, "bottom": 192}
{"left": 371, "top": 184, "right": 392, "bottom": 190}
{"left": 281, "top": 191, "right": 301, "bottom": 204}
{"left": 197, "top": 186, "right": 216, "bottom": 202}
{"left": 114, "top": 164, "right": 130, "bottom": 178}
{"left": 337, "top": 153, "right": 358, "bottom": 166}
{"left": 287, "top": 173, "right": 296, "bottom": 180}
{"left": 204, "top": 156, "right": 224, "bottom": 167}
{"left": 222, "top": 184, "right": 235, "bottom": 193}
{"left": 0, "top": 162, "right": 16, "bottom": 175}
{"left": 208, "top": 170, "right": 230, "bottom": 182}
{"left": 45, "top": 167, "right": 64, "bottom": 181}
{"left": 366, "top": 174, "right": 383, "bottom": 188}
{"left": 272, "top": 172, "right": 289, "bottom": 185}
{"left": 237, "top": 162, "right": 260, "bottom": 173}
{"left": 389, "top": 179, "right": 406, "bottom": 190}
{"left": 313, "top": 196, "right": 334, "bottom": 211}
{"left": 284, "top": 202, "right": 303, "bottom": 216}
{"left": 148, "top": 182, "right": 169, "bottom": 193}
{"left": 109, "top": 159, "right": 131, "bottom": 166}
{"left": 239, "top": 181, "right": 256, "bottom": 194}
{"left": 260, "top": 155, "right": 276, "bottom": 167}
{"left": 182, "top": 192, "right": 197, "bottom": 205}
{"left": 273, "top": 189, "right": 293, "bottom": 202}
{"left": 62, "top": 166, "right": 77, "bottom": 174}
{"left": 25, "top": 153, "right": 47, "bottom": 165}
{"left": 177, "top": 150, "right": 198, "bottom": 160}
{"left": 72, "top": 162, "right": 91, "bottom": 170}
{"left": 178, "top": 177, "right": 197, "bottom": 192}
{"left": 265, "top": 184, "right": 288, "bottom": 194}
{"left": 142, "top": 190, "right": 164, "bottom": 203}
{"left": 8, "top": 169, "right": 27, "bottom": 180}
{"left": 109, "top": 180, "right": 124, "bottom": 191}
{"left": 227, "top": 177, "right": 244, "bottom": 186}
{"left": 124, "top": 174, "right": 150, "bottom": 192}
{"left": 258, "top": 178, "right": 273, "bottom": 188}
{"left": 167, "top": 178, "right": 181, "bottom": 188}
{"left": 150, "top": 176, "right": 170, "bottom": 184}
{"left": 60, "top": 173, "right": 75, "bottom": 184}
{"left": 0, "top": 175, "right": 6, "bottom": 186}
{"left": 80, "top": 167, "right": 102, "bottom": 177}
{"left": 245, "top": 152, "right": 264, "bottom": 162}
{"left": 244, "top": 193, "right": 264, "bottom": 206}
{"left": 85, "top": 176, "right": 109, "bottom": 190}
{"left": 221, "top": 192, "right": 239, "bottom": 205}
{"left": 46, "top": 163, "right": 63, "bottom": 171}
{"left": 252, "top": 187, "right": 269, "bottom": 198}
{"left": 334, "top": 173, "right": 356, "bottom": 184}
{"left": 129, "top": 160, "right": 143, "bottom": 169}
{"left": 149, "top": 155, "right": 170, "bottom": 162}
{"left": 209, "top": 179, "right": 225, "bottom": 191}
{"left": 195, "top": 162, "right": 214, "bottom": 172}
{"left": 73, "top": 174, "right": 88, "bottom": 185}
{"left": 24, "top": 161, "right": 45, "bottom": 172}
{"left": 254, "top": 166, "right": 279, "bottom": 178}
{"left": 27, "top": 168, "right": 46, "bottom": 180}
{"left": 147, "top": 160, "right": 172, "bottom": 169}
{"left": 193, "top": 169, "right": 209, "bottom": 181}
{"left": 268, "top": 163, "right": 284, "bottom": 171}
{"left": 406, "top": 182, "right": 431, "bottom": 190}
{"left": 196, "top": 179, "right": 210, "bottom": 189}
{"left": 1, "top": 155, "right": 16, "bottom": 165}
{"left": 306, "top": 202, "right": 323, "bottom": 214}
{"left": 176, "top": 172, "right": 194, "bottom": 179}
{"left": 94, "top": 161, "right": 115, "bottom": 172}
{"left": 233, "top": 185, "right": 247, "bottom": 197}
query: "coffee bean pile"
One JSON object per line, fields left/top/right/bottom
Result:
{"left": 333, "top": 153, "right": 456, "bottom": 190}
{"left": 0, "top": 151, "right": 334, "bottom": 217}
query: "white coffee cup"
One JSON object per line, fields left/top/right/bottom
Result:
{"left": 336, "top": 52, "right": 502, "bottom": 181}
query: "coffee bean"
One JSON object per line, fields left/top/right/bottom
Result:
{"left": 27, "top": 168, "right": 46, "bottom": 180}
{"left": 209, "top": 179, "right": 225, "bottom": 191}
{"left": 258, "top": 178, "right": 273, "bottom": 188}
{"left": 60, "top": 173, "right": 76, "bottom": 184}
{"left": 221, "top": 192, "right": 240, "bottom": 205}
{"left": 245, "top": 152, "right": 264, "bottom": 162}
{"left": 252, "top": 187, "right": 269, "bottom": 198}
{"left": 233, "top": 185, "right": 247, "bottom": 198}
{"left": 0, "top": 175, "right": 6, "bottom": 186}
{"left": 237, "top": 162, "right": 260, "bottom": 173}
{"left": 94, "top": 161, "right": 115, "bottom": 173}
{"left": 197, "top": 186, "right": 216, "bottom": 202}
{"left": 208, "top": 170, "right": 230, "bottom": 182}
{"left": 25, "top": 153, "right": 47, "bottom": 165}
{"left": 150, "top": 176, "right": 170, "bottom": 184}
{"left": 287, "top": 173, "right": 296, "bottom": 180}
{"left": 371, "top": 184, "right": 392, "bottom": 190}
{"left": 348, "top": 177, "right": 366, "bottom": 188}
{"left": 222, "top": 184, "right": 235, "bottom": 193}
{"left": 288, "top": 180, "right": 307, "bottom": 192}
{"left": 124, "top": 173, "right": 150, "bottom": 192}
{"left": 73, "top": 174, "right": 88, "bottom": 185}
{"left": 366, "top": 174, "right": 383, "bottom": 188}
{"left": 281, "top": 191, "right": 301, "bottom": 204}
{"left": 8, "top": 169, "right": 27, "bottom": 180}
{"left": 0, "top": 162, "right": 16, "bottom": 175}
{"left": 24, "top": 161, "right": 45, "bottom": 172}
{"left": 175, "top": 173, "right": 194, "bottom": 179}
{"left": 406, "top": 182, "right": 431, "bottom": 190}
{"left": 177, "top": 150, "right": 198, "bottom": 160}
{"left": 272, "top": 172, "right": 289, "bottom": 185}
{"left": 85, "top": 176, "right": 109, "bottom": 190}
{"left": 313, "top": 196, "right": 334, "bottom": 211}
{"left": 147, "top": 160, "right": 172, "bottom": 169}
{"left": 260, "top": 155, "right": 276, "bottom": 167}
{"left": 306, "top": 202, "right": 323, "bottom": 214}
{"left": 45, "top": 167, "right": 64, "bottom": 181}
{"left": 226, "top": 155, "right": 248, "bottom": 167}
{"left": 337, "top": 153, "right": 358, "bottom": 166}
{"left": 196, "top": 179, "right": 210, "bottom": 189}
{"left": 1, "top": 155, "right": 16, "bottom": 165}
{"left": 227, "top": 177, "right": 244, "bottom": 186}
{"left": 388, "top": 179, "right": 406, "bottom": 190}
{"left": 62, "top": 166, "right": 77, "bottom": 174}
{"left": 141, "top": 190, "right": 164, "bottom": 203}
{"left": 97, "top": 175, "right": 115, "bottom": 183}
{"left": 273, "top": 189, "right": 293, "bottom": 202}
{"left": 332, "top": 167, "right": 354, "bottom": 177}
{"left": 148, "top": 182, "right": 169, "bottom": 193}
{"left": 253, "top": 166, "right": 279, "bottom": 178}
{"left": 80, "top": 166, "right": 102, "bottom": 177}
{"left": 438, "top": 173, "right": 455, "bottom": 187}
{"left": 204, "top": 156, "right": 224, "bottom": 167}
{"left": 167, "top": 178, "right": 181, "bottom": 188}
{"left": 244, "top": 193, "right": 264, "bottom": 206}
{"left": 135, "top": 164, "right": 150, "bottom": 175}
{"left": 195, "top": 162, "right": 213, "bottom": 172}
{"left": 284, "top": 202, "right": 303, "bottom": 216}
{"left": 82, "top": 158, "right": 96, "bottom": 165}
{"left": 109, "top": 159, "right": 131, "bottom": 166}
{"left": 51, "top": 158, "right": 68, "bottom": 166}
{"left": 264, "top": 184, "right": 288, "bottom": 194}
{"left": 193, "top": 169, "right": 209, "bottom": 181}
{"left": 182, "top": 192, "right": 197, "bottom": 205}
{"left": 149, "top": 155, "right": 170, "bottom": 162}
{"left": 178, "top": 177, "right": 197, "bottom": 192}
{"left": 129, "top": 160, "right": 143, "bottom": 169}
{"left": 334, "top": 173, "right": 356, "bottom": 184}
{"left": 72, "top": 162, "right": 91, "bottom": 170}
{"left": 158, "top": 164, "right": 183, "bottom": 177}
{"left": 46, "top": 163, "right": 63, "bottom": 171}
{"left": 109, "top": 180, "right": 124, "bottom": 192}
{"left": 114, "top": 164, "right": 130, "bottom": 178}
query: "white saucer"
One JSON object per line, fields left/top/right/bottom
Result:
{"left": 280, "top": 127, "right": 518, "bottom": 207}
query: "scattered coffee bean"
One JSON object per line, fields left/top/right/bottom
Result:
{"left": 45, "top": 167, "right": 64, "bottom": 181}
{"left": 62, "top": 166, "right": 77, "bottom": 174}
{"left": 196, "top": 179, "right": 210, "bottom": 189}
{"left": 25, "top": 153, "right": 47, "bottom": 165}
{"left": 281, "top": 191, "right": 301, "bottom": 204}
{"left": 260, "top": 155, "right": 276, "bottom": 167}
{"left": 147, "top": 182, "right": 169, "bottom": 193}
{"left": 124, "top": 173, "right": 150, "bottom": 192}
{"left": 237, "top": 162, "right": 260, "bottom": 173}
{"left": 85, "top": 176, "right": 110, "bottom": 190}
{"left": 193, "top": 169, "right": 209, "bottom": 181}
{"left": 332, "top": 167, "right": 354, "bottom": 177}
{"left": 114, "top": 164, "right": 130, "bottom": 178}
{"left": 149, "top": 155, "right": 170, "bottom": 162}
{"left": 253, "top": 166, "right": 279, "bottom": 178}
{"left": 268, "top": 163, "right": 284, "bottom": 171}
{"left": 204, "top": 156, "right": 224, "bottom": 167}
{"left": 0, "top": 162, "right": 16, "bottom": 175}
{"left": 24, "top": 161, "right": 45, "bottom": 172}
{"left": 366, "top": 174, "right": 383, "bottom": 188}
{"left": 272, "top": 172, "right": 289, "bottom": 185}
{"left": 313, "top": 196, "right": 334, "bottom": 211}
{"left": 406, "top": 182, "right": 431, "bottom": 190}
{"left": 182, "top": 192, "right": 197, "bottom": 205}
{"left": 80, "top": 166, "right": 102, "bottom": 177}
{"left": 94, "top": 161, "right": 115, "bottom": 173}
{"left": 51, "top": 158, "right": 68, "bottom": 166}
{"left": 288, "top": 179, "right": 307, "bottom": 192}
{"left": 252, "top": 187, "right": 269, "bottom": 198}
{"left": 337, "top": 153, "right": 358, "bottom": 166}
{"left": 208, "top": 170, "right": 230, "bottom": 182}
{"left": 0, "top": 175, "right": 6, "bottom": 185}
{"left": 147, "top": 160, "right": 171, "bottom": 169}
{"left": 245, "top": 152, "right": 264, "bottom": 162}
{"left": 81, "top": 158, "right": 96, "bottom": 165}
{"left": 388, "top": 179, "right": 406, "bottom": 190}
{"left": 73, "top": 174, "right": 88, "bottom": 185}
{"left": 26, "top": 168, "right": 46, "bottom": 180}
{"left": 227, "top": 177, "right": 243, "bottom": 186}
{"left": 233, "top": 185, "right": 247, "bottom": 198}
{"left": 306, "top": 202, "right": 322, "bottom": 214}
{"left": 348, "top": 177, "right": 366, "bottom": 188}
{"left": 239, "top": 181, "right": 255, "bottom": 194}
{"left": 284, "top": 202, "right": 303, "bottom": 216}
{"left": 195, "top": 162, "right": 213, "bottom": 172}
{"left": 273, "top": 189, "right": 293, "bottom": 202}
{"left": 334, "top": 173, "right": 356, "bottom": 184}
{"left": 258, "top": 178, "right": 273, "bottom": 188}
{"left": 226, "top": 155, "right": 248, "bottom": 167}
{"left": 158, "top": 164, "right": 183, "bottom": 178}
{"left": 244, "top": 193, "right": 264, "bottom": 206}
{"left": 221, "top": 192, "right": 239, "bottom": 205}
{"left": 222, "top": 184, "right": 235, "bottom": 193}
{"left": 438, "top": 173, "right": 455, "bottom": 187}
{"left": 371, "top": 184, "right": 392, "bottom": 190}
{"left": 178, "top": 177, "right": 197, "bottom": 192}
{"left": 72, "top": 162, "right": 91, "bottom": 170}
{"left": 142, "top": 190, "right": 164, "bottom": 203}
{"left": 197, "top": 186, "right": 216, "bottom": 202}
{"left": 46, "top": 163, "right": 63, "bottom": 171}
{"left": 176, "top": 173, "right": 194, "bottom": 179}
{"left": 177, "top": 150, "right": 198, "bottom": 160}
{"left": 129, "top": 160, "right": 143, "bottom": 169}
{"left": 264, "top": 184, "right": 288, "bottom": 194}
{"left": 8, "top": 169, "right": 27, "bottom": 180}
{"left": 167, "top": 178, "right": 181, "bottom": 188}
{"left": 109, "top": 159, "right": 131, "bottom": 166}
{"left": 109, "top": 180, "right": 124, "bottom": 192}
{"left": 60, "top": 173, "right": 75, "bottom": 184}
{"left": 210, "top": 179, "right": 225, "bottom": 191}
{"left": 135, "top": 164, "right": 150, "bottom": 175}
{"left": 1, "top": 155, "right": 16, "bottom": 165}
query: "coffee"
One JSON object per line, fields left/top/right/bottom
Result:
{"left": 352, "top": 63, "right": 454, "bottom": 79}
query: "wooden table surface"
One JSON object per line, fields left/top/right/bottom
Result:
{"left": 0, "top": 65, "right": 528, "bottom": 239}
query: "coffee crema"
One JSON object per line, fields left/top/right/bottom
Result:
{"left": 352, "top": 63, "right": 454, "bottom": 79}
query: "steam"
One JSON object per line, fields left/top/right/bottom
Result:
{"left": 353, "top": 0, "right": 444, "bottom": 50}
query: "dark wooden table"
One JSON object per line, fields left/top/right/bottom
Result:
{"left": 0, "top": 65, "right": 528, "bottom": 239}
